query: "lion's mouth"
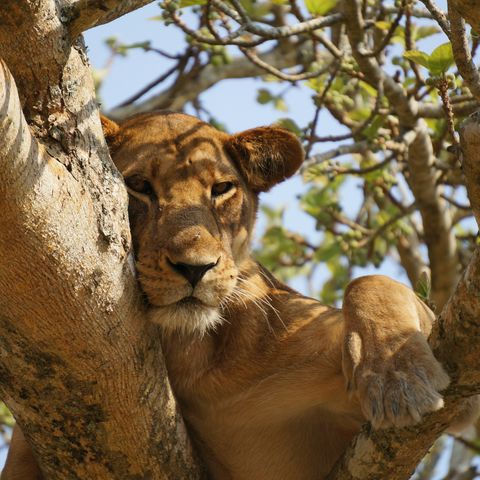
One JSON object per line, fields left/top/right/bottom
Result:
{"left": 176, "top": 296, "right": 205, "bottom": 308}
{"left": 147, "top": 294, "right": 223, "bottom": 335}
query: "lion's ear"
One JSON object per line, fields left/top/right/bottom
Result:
{"left": 100, "top": 115, "right": 121, "bottom": 151}
{"left": 226, "top": 127, "right": 304, "bottom": 193}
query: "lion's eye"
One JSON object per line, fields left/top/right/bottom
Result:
{"left": 212, "top": 182, "right": 234, "bottom": 198}
{"left": 125, "top": 175, "right": 154, "bottom": 196}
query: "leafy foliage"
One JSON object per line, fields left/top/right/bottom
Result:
{"left": 404, "top": 42, "right": 455, "bottom": 75}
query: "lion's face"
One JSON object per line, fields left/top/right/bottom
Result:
{"left": 102, "top": 112, "right": 303, "bottom": 335}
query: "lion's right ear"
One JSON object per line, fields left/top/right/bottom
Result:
{"left": 100, "top": 115, "right": 121, "bottom": 152}
{"left": 226, "top": 126, "right": 304, "bottom": 193}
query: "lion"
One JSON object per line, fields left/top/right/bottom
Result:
{"left": 2, "top": 111, "right": 463, "bottom": 479}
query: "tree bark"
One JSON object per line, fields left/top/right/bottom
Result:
{"left": 0, "top": 1, "right": 204, "bottom": 478}
{"left": 459, "top": 112, "right": 480, "bottom": 226}
{"left": 449, "top": 0, "right": 480, "bottom": 34}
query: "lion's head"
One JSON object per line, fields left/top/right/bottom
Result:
{"left": 102, "top": 112, "right": 304, "bottom": 335}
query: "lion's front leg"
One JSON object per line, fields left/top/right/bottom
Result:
{"left": 342, "top": 275, "right": 450, "bottom": 429}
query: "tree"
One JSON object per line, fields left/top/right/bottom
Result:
{"left": 0, "top": 0, "right": 480, "bottom": 479}
{"left": 0, "top": 1, "right": 203, "bottom": 478}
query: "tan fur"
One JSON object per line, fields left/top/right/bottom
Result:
{"left": 1, "top": 427, "right": 42, "bottom": 480}
{"left": 3, "top": 112, "right": 461, "bottom": 479}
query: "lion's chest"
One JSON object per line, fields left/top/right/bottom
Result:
{"left": 183, "top": 398, "right": 362, "bottom": 480}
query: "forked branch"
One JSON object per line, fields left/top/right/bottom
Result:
{"left": 67, "top": 0, "right": 156, "bottom": 37}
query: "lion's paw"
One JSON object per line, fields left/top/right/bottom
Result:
{"left": 343, "top": 331, "right": 450, "bottom": 429}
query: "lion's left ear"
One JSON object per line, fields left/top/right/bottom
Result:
{"left": 100, "top": 115, "right": 122, "bottom": 153}
{"left": 226, "top": 127, "right": 304, "bottom": 193}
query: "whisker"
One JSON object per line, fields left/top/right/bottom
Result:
{"left": 236, "top": 276, "right": 287, "bottom": 332}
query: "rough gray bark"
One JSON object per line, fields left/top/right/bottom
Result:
{"left": 0, "top": 1, "right": 204, "bottom": 478}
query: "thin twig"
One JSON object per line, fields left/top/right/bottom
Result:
{"left": 162, "top": 0, "right": 343, "bottom": 47}
{"left": 440, "top": 194, "right": 471, "bottom": 210}
{"left": 405, "top": 0, "right": 424, "bottom": 88}
{"left": 417, "top": 0, "right": 450, "bottom": 36}
{"left": 304, "top": 66, "right": 341, "bottom": 157}
{"left": 364, "top": 5, "right": 404, "bottom": 58}
{"left": 437, "top": 77, "right": 460, "bottom": 150}
{"left": 116, "top": 53, "right": 190, "bottom": 107}
{"left": 449, "top": 435, "right": 480, "bottom": 455}
{"left": 240, "top": 47, "right": 332, "bottom": 81}
{"left": 317, "top": 154, "right": 395, "bottom": 176}
{"left": 302, "top": 129, "right": 417, "bottom": 172}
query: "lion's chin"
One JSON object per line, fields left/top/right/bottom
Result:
{"left": 147, "top": 298, "right": 223, "bottom": 337}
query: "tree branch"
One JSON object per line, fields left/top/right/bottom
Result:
{"left": 418, "top": 100, "right": 480, "bottom": 118}
{"left": 406, "top": 121, "right": 459, "bottom": 309}
{"left": 203, "top": 0, "right": 344, "bottom": 40}
{"left": 65, "top": 0, "right": 156, "bottom": 38}
{"left": 239, "top": 46, "right": 334, "bottom": 82}
{"left": 109, "top": 41, "right": 323, "bottom": 119}
{"left": 448, "top": 0, "right": 480, "bottom": 34}
{"left": 341, "top": 0, "right": 417, "bottom": 127}
{"left": 418, "top": 0, "right": 451, "bottom": 36}
{"left": 342, "top": 0, "right": 459, "bottom": 309}
{"left": 324, "top": 3, "right": 477, "bottom": 477}
{"left": 448, "top": 4, "right": 480, "bottom": 102}
{"left": 396, "top": 233, "right": 428, "bottom": 288}
{"left": 459, "top": 112, "right": 480, "bottom": 226}
{"left": 0, "top": 60, "right": 40, "bottom": 187}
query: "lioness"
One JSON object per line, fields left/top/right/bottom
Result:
{"left": 3, "top": 112, "right": 453, "bottom": 479}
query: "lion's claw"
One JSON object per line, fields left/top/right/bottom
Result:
{"left": 344, "top": 332, "right": 450, "bottom": 429}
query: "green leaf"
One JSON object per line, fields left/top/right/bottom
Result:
{"left": 363, "top": 115, "right": 385, "bottom": 141}
{"left": 374, "top": 21, "right": 391, "bottom": 31}
{"left": 415, "top": 271, "right": 431, "bottom": 303}
{"left": 256, "top": 88, "right": 273, "bottom": 105}
{"left": 179, "top": 0, "right": 206, "bottom": 7}
{"left": 403, "top": 50, "right": 431, "bottom": 70}
{"left": 404, "top": 43, "right": 454, "bottom": 75}
{"left": 261, "top": 205, "right": 284, "bottom": 224}
{"left": 304, "top": 0, "right": 336, "bottom": 16}
{"left": 414, "top": 25, "right": 440, "bottom": 41}
{"left": 0, "top": 402, "right": 14, "bottom": 427}
{"left": 240, "top": 0, "right": 271, "bottom": 16}
{"left": 429, "top": 42, "right": 454, "bottom": 75}
{"left": 273, "top": 97, "right": 288, "bottom": 112}
{"left": 358, "top": 80, "right": 377, "bottom": 97}
{"left": 349, "top": 107, "right": 371, "bottom": 122}
{"left": 314, "top": 242, "right": 341, "bottom": 262}
{"left": 274, "top": 118, "right": 302, "bottom": 136}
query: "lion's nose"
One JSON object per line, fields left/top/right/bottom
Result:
{"left": 167, "top": 258, "right": 218, "bottom": 288}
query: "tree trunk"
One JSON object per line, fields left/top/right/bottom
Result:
{"left": 1, "top": 1, "right": 480, "bottom": 479}
{"left": 0, "top": 1, "right": 204, "bottom": 478}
